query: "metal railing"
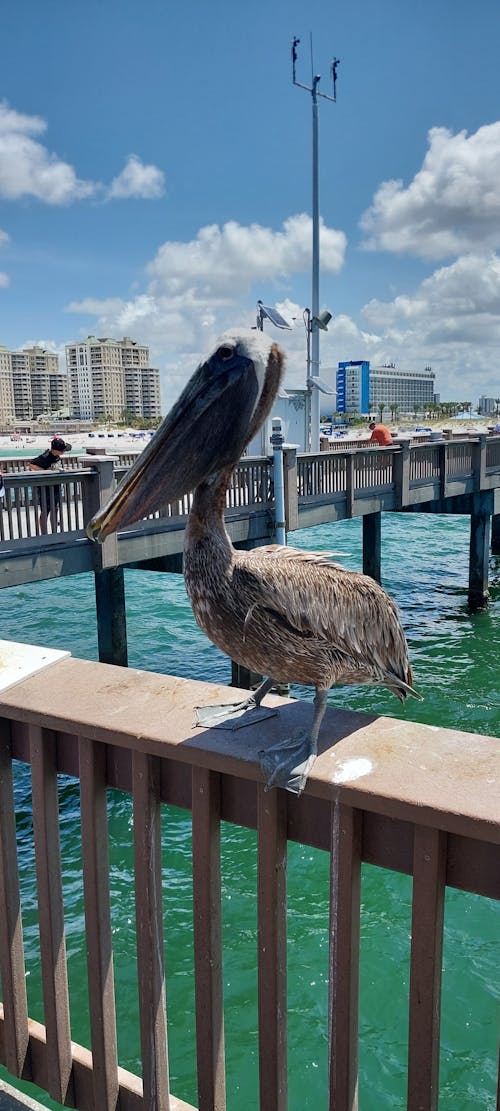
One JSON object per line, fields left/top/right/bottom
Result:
{"left": 0, "top": 657, "right": 498, "bottom": 1109}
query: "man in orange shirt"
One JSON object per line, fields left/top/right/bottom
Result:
{"left": 369, "top": 421, "right": 393, "bottom": 446}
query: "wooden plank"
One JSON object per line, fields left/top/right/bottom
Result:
{"left": 407, "top": 825, "right": 446, "bottom": 1111}
{"left": 257, "top": 785, "right": 287, "bottom": 1111}
{"left": 78, "top": 736, "right": 119, "bottom": 1110}
{"left": 132, "top": 750, "right": 170, "bottom": 1110}
{"left": 329, "top": 801, "right": 362, "bottom": 1111}
{"left": 0, "top": 720, "right": 29, "bottom": 1078}
{"left": 191, "top": 767, "right": 226, "bottom": 1111}
{"left": 29, "top": 725, "right": 74, "bottom": 1105}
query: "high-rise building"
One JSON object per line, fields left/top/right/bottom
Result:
{"left": 478, "top": 395, "right": 497, "bottom": 415}
{"left": 336, "top": 361, "right": 436, "bottom": 416}
{"left": 0, "top": 346, "right": 15, "bottom": 425}
{"left": 66, "top": 336, "right": 161, "bottom": 421}
{"left": 0, "top": 346, "right": 69, "bottom": 424}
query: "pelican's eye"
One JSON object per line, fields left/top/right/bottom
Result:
{"left": 216, "top": 344, "right": 234, "bottom": 361}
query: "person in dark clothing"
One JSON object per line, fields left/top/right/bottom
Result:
{"left": 28, "top": 437, "right": 71, "bottom": 534}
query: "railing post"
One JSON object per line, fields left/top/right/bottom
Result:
{"left": 393, "top": 442, "right": 410, "bottom": 509}
{"left": 282, "top": 446, "right": 299, "bottom": 533}
{"left": 472, "top": 435, "right": 487, "bottom": 491}
{"left": 82, "top": 457, "right": 118, "bottom": 569}
{"left": 345, "top": 453, "right": 355, "bottom": 518}
{"left": 329, "top": 800, "right": 361, "bottom": 1111}
{"left": 438, "top": 442, "right": 448, "bottom": 502}
{"left": 0, "top": 721, "right": 30, "bottom": 1080}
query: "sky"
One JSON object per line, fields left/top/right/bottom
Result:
{"left": 1, "top": 0, "right": 500, "bottom": 411}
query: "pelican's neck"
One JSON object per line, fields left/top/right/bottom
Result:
{"left": 184, "top": 466, "right": 234, "bottom": 562}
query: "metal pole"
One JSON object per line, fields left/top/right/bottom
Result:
{"left": 270, "top": 418, "right": 287, "bottom": 546}
{"left": 310, "top": 76, "right": 321, "bottom": 453}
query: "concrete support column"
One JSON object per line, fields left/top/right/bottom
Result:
{"left": 363, "top": 512, "right": 381, "bottom": 583}
{"left": 468, "top": 495, "right": 491, "bottom": 610}
{"left": 491, "top": 514, "right": 500, "bottom": 555}
{"left": 94, "top": 567, "right": 128, "bottom": 666}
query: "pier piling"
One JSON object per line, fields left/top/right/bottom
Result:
{"left": 468, "top": 495, "right": 491, "bottom": 610}
{"left": 94, "top": 567, "right": 128, "bottom": 667}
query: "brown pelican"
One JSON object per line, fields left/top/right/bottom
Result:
{"left": 88, "top": 331, "right": 421, "bottom": 794}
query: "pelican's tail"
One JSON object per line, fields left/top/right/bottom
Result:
{"left": 386, "top": 663, "right": 424, "bottom": 703}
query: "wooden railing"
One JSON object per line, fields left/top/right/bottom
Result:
{"left": 0, "top": 655, "right": 498, "bottom": 1109}
{"left": 1, "top": 438, "right": 500, "bottom": 551}
{"left": 0, "top": 458, "right": 274, "bottom": 546}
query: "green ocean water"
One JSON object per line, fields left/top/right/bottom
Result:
{"left": 0, "top": 513, "right": 499, "bottom": 1109}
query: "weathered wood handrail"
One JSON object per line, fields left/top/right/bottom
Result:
{"left": 1, "top": 438, "right": 500, "bottom": 549}
{"left": 0, "top": 653, "right": 498, "bottom": 1109}
{"left": 1, "top": 440, "right": 500, "bottom": 601}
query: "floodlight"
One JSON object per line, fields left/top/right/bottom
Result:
{"left": 312, "top": 309, "right": 333, "bottom": 331}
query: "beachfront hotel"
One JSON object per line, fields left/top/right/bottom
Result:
{"left": 65, "top": 336, "right": 162, "bottom": 421}
{"left": 336, "top": 359, "right": 436, "bottom": 415}
{"left": 0, "top": 345, "right": 69, "bottom": 423}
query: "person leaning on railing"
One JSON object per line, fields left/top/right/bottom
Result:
{"left": 369, "top": 421, "right": 393, "bottom": 446}
{"left": 28, "top": 436, "right": 72, "bottom": 534}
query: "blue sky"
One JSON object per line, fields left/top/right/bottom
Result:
{"left": 1, "top": 0, "right": 500, "bottom": 408}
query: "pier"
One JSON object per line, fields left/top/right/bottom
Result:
{"left": 1, "top": 437, "right": 500, "bottom": 668}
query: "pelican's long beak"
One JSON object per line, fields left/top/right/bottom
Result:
{"left": 87, "top": 332, "right": 279, "bottom": 543}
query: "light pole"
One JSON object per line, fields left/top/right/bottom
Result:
{"left": 292, "top": 37, "right": 339, "bottom": 451}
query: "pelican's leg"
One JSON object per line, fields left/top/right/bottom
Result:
{"left": 259, "top": 688, "right": 329, "bottom": 795}
{"left": 195, "top": 676, "right": 279, "bottom": 730}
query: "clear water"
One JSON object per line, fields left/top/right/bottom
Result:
{"left": 0, "top": 513, "right": 499, "bottom": 1109}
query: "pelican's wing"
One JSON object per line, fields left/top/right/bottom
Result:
{"left": 235, "top": 545, "right": 415, "bottom": 691}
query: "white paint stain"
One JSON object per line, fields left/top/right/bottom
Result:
{"left": 331, "top": 757, "right": 374, "bottom": 784}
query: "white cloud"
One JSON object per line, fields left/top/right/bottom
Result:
{"left": 108, "top": 155, "right": 165, "bottom": 199}
{"left": 361, "top": 253, "right": 500, "bottom": 397}
{"left": 360, "top": 122, "right": 500, "bottom": 259}
{"left": 147, "top": 214, "right": 345, "bottom": 297}
{"left": 65, "top": 214, "right": 346, "bottom": 407}
{"left": 19, "top": 338, "right": 68, "bottom": 363}
{"left": 0, "top": 272, "right": 9, "bottom": 288}
{"left": 0, "top": 229, "right": 10, "bottom": 246}
{"left": 0, "top": 100, "right": 96, "bottom": 204}
{"left": 0, "top": 101, "right": 165, "bottom": 206}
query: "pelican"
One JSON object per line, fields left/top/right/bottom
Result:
{"left": 88, "top": 331, "right": 421, "bottom": 794}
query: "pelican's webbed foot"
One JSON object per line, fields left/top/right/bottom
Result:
{"left": 195, "top": 676, "right": 278, "bottom": 732}
{"left": 259, "top": 731, "right": 317, "bottom": 795}
{"left": 259, "top": 688, "right": 329, "bottom": 796}
{"left": 195, "top": 698, "right": 278, "bottom": 730}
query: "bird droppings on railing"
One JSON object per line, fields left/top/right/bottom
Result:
{"left": 331, "top": 756, "right": 374, "bottom": 783}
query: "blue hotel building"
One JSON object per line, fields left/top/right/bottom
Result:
{"left": 336, "top": 360, "right": 370, "bottom": 415}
